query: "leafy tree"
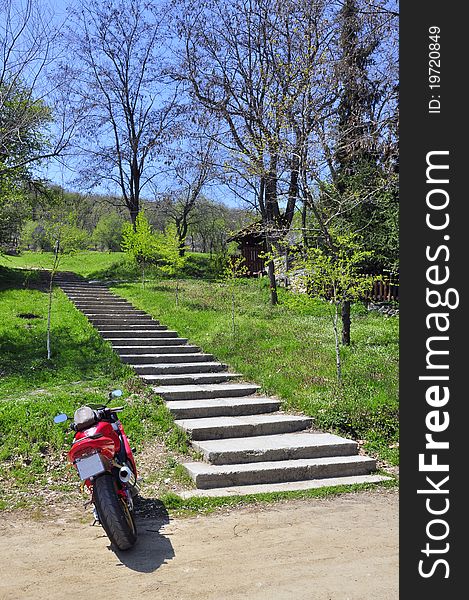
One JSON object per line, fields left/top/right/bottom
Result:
{"left": 20, "top": 219, "right": 44, "bottom": 250}
{"left": 121, "top": 211, "right": 159, "bottom": 288}
{"left": 92, "top": 212, "right": 126, "bottom": 251}
{"left": 156, "top": 223, "right": 186, "bottom": 304}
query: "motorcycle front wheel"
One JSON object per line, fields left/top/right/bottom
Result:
{"left": 93, "top": 472, "right": 137, "bottom": 550}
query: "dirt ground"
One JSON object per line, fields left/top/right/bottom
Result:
{"left": 0, "top": 488, "right": 398, "bottom": 600}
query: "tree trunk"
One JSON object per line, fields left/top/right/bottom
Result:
{"left": 47, "top": 244, "right": 60, "bottom": 360}
{"left": 47, "top": 272, "right": 53, "bottom": 360}
{"left": 130, "top": 207, "right": 139, "bottom": 229}
{"left": 333, "top": 303, "right": 343, "bottom": 383}
{"left": 341, "top": 300, "right": 351, "bottom": 345}
{"left": 231, "top": 289, "right": 235, "bottom": 334}
{"left": 267, "top": 259, "right": 278, "bottom": 306}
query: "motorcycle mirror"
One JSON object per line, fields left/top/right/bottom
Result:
{"left": 53, "top": 413, "right": 68, "bottom": 424}
{"left": 111, "top": 389, "right": 123, "bottom": 398}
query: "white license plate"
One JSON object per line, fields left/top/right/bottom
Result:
{"left": 76, "top": 453, "right": 105, "bottom": 480}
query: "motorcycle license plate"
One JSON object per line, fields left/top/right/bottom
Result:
{"left": 75, "top": 453, "right": 105, "bottom": 480}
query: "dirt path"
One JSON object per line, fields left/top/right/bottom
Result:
{"left": 1, "top": 489, "right": 398, "bottom": 600}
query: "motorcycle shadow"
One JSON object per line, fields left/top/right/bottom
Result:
{"left": 113, "top": 497, "right": 175, "bottom": 573}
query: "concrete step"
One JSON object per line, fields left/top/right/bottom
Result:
{"left": 166, "top": 397, "right": 281, "bottom": 419}
{"left": 76, "top": 306, "right": 136, "bottom": 312}
{"left": 72, "top": 296, "right": 129, "bottom": 309}
{"left": 60, "top": 288, "right": 110, "bottom": 294}
{"left": 116, "top": 345, "right": 198, "bottom": 355}
{"left": 101, "top": 330, "right": 175, "bottom": 339}
{"left": 86, "top": 311, "right": 155, "bottom": 323}
{"left": 109, "top": 337, "right": 186, "bottom": 346}
{"left": 192, "top": 432, "right": 358, "bottom": 465}
{"left": 133, "top": 362, "right": 227, "bottom": 375}
{"left": 88, "top": 318, "right": 159, "bottom": 326}
{"left": 64, "top": 294, "right": 117, "bottom": 299}
{"left": 120, "top": 352, "right": 210, "bottom": 364}
{"left": 141, "top": 372, "right": 241, "bottom": 385}
{"left": 178, "top": 474, "right": 392, "bottom": 498}
{"left": 96, "top": 323, "right": 163, "bottom": 331}
{"left": 175, "top": 413, "right": 312, "bottom": 441}
{"left": 84, "top": 310, "right": 149, "bottom": 317}
{"left": 183, "top": 455, "right": 376, "bottom": 488}
{"left": 152, "top": 382, "right": 260, "bottom": 401}
{"left": 81, "top": 308, "right": 148, "bottom": 315}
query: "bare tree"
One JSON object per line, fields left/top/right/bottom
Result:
{"left": 62, "top": 0, "right": 179, "bottom": 226}
{"left": 157, "top": 114, "right": 218, "bottom": 255}
{"left": 174, "top": 0, "right": 333, "bottom": 304}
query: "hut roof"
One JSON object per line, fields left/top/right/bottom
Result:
{"left": 227, "top": 221, "right": 265, "bottom": 243}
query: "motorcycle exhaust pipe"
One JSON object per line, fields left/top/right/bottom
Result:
{"left": 119, "top": 465, "right": 134, "bottom": 484}
{"left": 118, "top": 465, "right": 140, "bottom": 496}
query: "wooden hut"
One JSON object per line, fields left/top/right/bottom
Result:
{"left": 227, "top": 222, "right": 267, "bottom": 276}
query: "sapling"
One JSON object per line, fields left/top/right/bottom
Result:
{"left": 44, "top": 214, "right": 89, "bottom": 359}
{"left": 222, "top": 244, "right": 247, "bottom": 334}
{"left": 286, "top": 233, "right": 378, "bottom": 382}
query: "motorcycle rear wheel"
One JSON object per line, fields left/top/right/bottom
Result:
{"left": 93, "top": 473, "right": 137, "bottom": 550}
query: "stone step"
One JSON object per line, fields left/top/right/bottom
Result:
{"left": 166, "top": 397, "right": 281, "bottom": 419}
{"left": 84, "top": 311, "right": 149, "bottom": 317}
{"left": 72, "top": 297, "right": 129, "bottom": 309}
{"left": 76, "top": 306, "right": 136, "bottom": 312}
{"left": 109, "top": 337, "right": 186, "bottom": 346}
{"left": 192, "top": 432, "right": 358, "bottom": 465}
{"left": 116, "top": 345, "right": 198, "bottom": 355}
{"left": 120, "top": 352, "right": 210, "bottom": 364}
{"left": 152, "top": 382, "right": 260, "bottom": 401}
{"left": 175, "top": 413, "right": 312, "bottom": 441}
{"left": 60, "top": 288, "right": 110, "bottom": 293}
{"left": 86, "top": 312, "right": 157, "bottom": 325}
{"left": 88, "top": 318, "right": 159, "bottom": 326}
{"left": 178, "top": 474, "right": 392, "bottom": 498}
{"left": 133, "top": 361, "right": 227, "bottom": 375}
{"left": 183, "top": 455, "right": 376, "bottom": 488}
{"left": 96, "top": 323, "right": 163, "bottom": 331}
{"left": 81, "top": 308, "right": 148, "bottom": 315}
{"left": 64, "top": 294, "right": 117, "bottom": 299}
{"left": 141, "top": 372, "right": 241, "bottom": 385}
{"left": 101, "top": 330, "right": 174, "bottom": 339}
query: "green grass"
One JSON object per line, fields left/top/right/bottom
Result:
{"left": 159, "top": 477, "right": 398, "bottom": 516}
{"left": 0, "top": 253, "right": 399, "bottom": 513}
{"left": 0, "top": 267, "right": 191, "bottom": 508}
{"left": 0, "top": 250, "right": 221, "bottom": 281}
{"left": 0, "top": 250, "right": 129, "bottom": 279}
{"left": 110, "top": 277, "right": 399, "bottom": 465}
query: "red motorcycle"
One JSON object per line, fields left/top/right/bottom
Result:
{"left": 54, "top": 389, "right": 138, "bottom": 550}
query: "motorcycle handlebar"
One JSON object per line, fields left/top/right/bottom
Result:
{"left": 95, "top": 406, "right": 124, "bottom": 420}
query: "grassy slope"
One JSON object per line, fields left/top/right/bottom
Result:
{"left": 0, "top": 250, "right": 128, "bottom": 278}
{"left": 0, "top": 252, "right": 398, "bottom": 511}
{"left": 0, "top": 268, "right": 190, "bottom": 509}
{"left": 111, "top": 278, "right": 399, "bottom": 465}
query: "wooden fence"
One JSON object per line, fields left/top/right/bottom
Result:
{"left": 365, "top": 276, "right": 399, "bottom": 302}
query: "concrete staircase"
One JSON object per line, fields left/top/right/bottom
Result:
{"left": 56, "top": 274, "right": 390, "bottom": 497}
